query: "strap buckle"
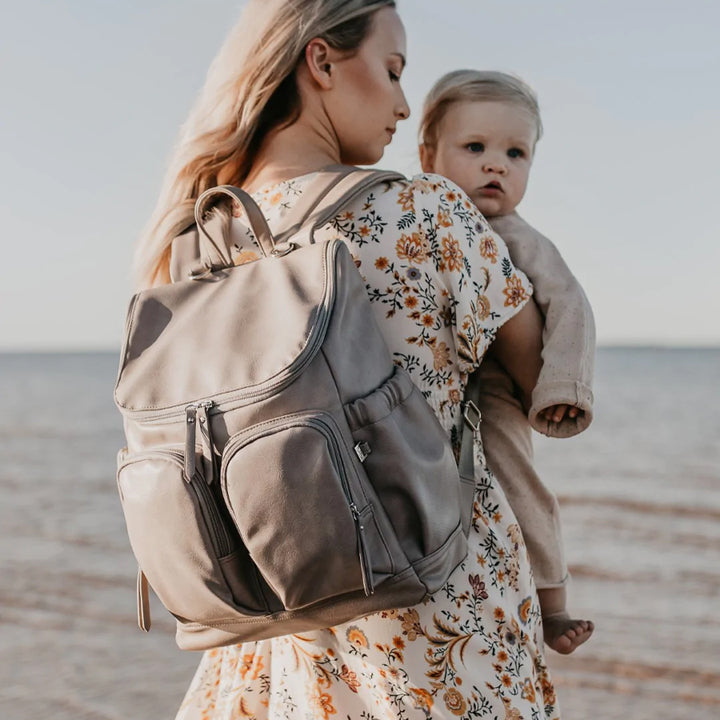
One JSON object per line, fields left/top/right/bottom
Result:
{"left": 463, "top": 400, "right": 482, "bottom": 432}
{"left": 270, "top": 241, "right": 298, "bottom": 258}
{"left": 354, "top": 441, "right": 372, "bottom": 463}
{"left": 187, "top": 262, "right": 213, "bottom": 281}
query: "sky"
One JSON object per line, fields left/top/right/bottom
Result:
{"left": 1, "top": 0, "right": 718, "bottom": 350}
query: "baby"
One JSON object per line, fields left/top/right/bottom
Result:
{"left": 419, "top": 70, "right": 595, "bottom": 654}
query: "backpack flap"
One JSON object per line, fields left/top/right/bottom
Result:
{"left": 115, "top": 239, "right": 337, "bottom": 417}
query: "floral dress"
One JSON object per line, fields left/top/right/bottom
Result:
{"left": 175, "top": 173, "right": 559, "bottom": 720}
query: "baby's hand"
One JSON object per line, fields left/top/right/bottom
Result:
{"left": 540, "top": 404, "right": 583, "bottom": 424}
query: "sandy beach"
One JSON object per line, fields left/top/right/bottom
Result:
{"left": 2, "top": 348, "right": 719, "bottom": 719}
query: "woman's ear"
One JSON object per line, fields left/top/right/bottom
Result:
{"left": 419, "top": 143, "right": 435, "bottom": 173}
{"left": 304, "top": 38, "right": 335, "bottom": 90}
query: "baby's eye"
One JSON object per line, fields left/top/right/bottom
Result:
{"left": 507, "top": 147, "right": 525, "bottom": 159}
{"left": 466, "top": 142, "right": 484, "bottom": 153}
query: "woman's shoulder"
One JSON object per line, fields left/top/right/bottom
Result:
{"left": 246, "top": 169, "right": 486, "bottom": 230}
{"left": 380, "top": 171, "right": 479, "bottom": 208}
{"left": 382, "top": 171, "right": 466, "bottom": 194}
{"left": 359, "top": 171, "right": 493, "bottom": 234}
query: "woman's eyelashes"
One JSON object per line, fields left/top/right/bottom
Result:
{"left": 388, "top": 69, "right": 401, "bottom": 82}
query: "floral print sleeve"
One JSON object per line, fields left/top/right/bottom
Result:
{"left": 387, "top": 174, "right": 532, "bottom": 375}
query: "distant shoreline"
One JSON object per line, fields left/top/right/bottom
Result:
{"left": 1, "top": 345, "right": 719, "bottom": 356}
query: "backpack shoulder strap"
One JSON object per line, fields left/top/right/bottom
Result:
{"left": 272, "top": 165, "right": 355, "bottom": 243}
{"left": 275, "top": 166, "right": 405, "bottom": 245}
{"left": 293, "top": 168, "right": 406, "bottom": 245}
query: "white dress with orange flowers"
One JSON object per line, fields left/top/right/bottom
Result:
{"left": 175, "top": 173, "right": 560, "bottom": 720}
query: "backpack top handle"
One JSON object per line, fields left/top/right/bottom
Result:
{"left": 191, "top": 185, "right": 278, "bottom": 278}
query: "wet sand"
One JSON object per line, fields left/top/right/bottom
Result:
{"left": 3, "top": 485, "right": 718, "bottom": 719}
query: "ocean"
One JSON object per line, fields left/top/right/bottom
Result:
{"left": 1, "top": 348, "right": 718, "bottom": 719}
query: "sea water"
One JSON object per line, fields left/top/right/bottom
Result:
{"left": 1, "top": 348, "right": 718, "bottom": 719}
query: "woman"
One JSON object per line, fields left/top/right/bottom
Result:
{"left": 137, "top": 1, "right": 558, "bottom": 718}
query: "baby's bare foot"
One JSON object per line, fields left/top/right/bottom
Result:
{"left": 543, "top": 612, "right": 594, "bottom": 654}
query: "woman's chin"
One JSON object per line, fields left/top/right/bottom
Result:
{"left": 341, "top": 145, "right": 386, "bottom": 168}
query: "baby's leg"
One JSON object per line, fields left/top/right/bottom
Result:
{"left": 477, "top": 358, "right": 594, "bottom": 654}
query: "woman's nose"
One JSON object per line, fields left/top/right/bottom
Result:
{"left": 396, "top": 90, "right": 410, "bottom": 120}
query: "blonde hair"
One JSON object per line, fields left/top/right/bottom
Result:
{"left": 136, "top": 0, "right": 396, "bottom": 289}
{"left": 420, "top": 69, "right": 543, "bottom": 149}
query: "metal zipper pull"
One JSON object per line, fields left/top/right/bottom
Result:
{"left": 184, "top": 405, "right": 198, "bottom": 482}
{"left": 351, "top": 503, "right": 374, "bottom": 596}
{"left": 185, "top": 400, "right": 216, "bottom": 483}
{"left": 196, "top": 401, "right": 216, "bottom": 485}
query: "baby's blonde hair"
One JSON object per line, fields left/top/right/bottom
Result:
{"left": 420, "top": 70, "right": 543, "bottom": 149}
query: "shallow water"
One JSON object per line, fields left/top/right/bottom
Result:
{"left": 534, "top": 347, "right": 720, "bottom": 717}
{"left": 1, "top": 348, "right": 718, "bottom": 719}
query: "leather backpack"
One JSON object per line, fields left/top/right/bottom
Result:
{"left": 114, "top": 168, "right": 479, "bottom": 650}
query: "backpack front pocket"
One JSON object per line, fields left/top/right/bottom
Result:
{"left": 221, "top": 413, "right": 394, "bottom": 610}
{"left": 344, "top": 366, "right": 463, "bottom": 564}
{"left": 117, "top": 447, "right": 269, "bottom": 623}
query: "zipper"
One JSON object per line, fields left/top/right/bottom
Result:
{"left": 311, "top": 415, "right": 374, "bottom": 597}
{"left": 120, "top": 447, "right": 234, "bottom": 558}
{"left": 221, "top": 411, "right": 374, "bottom": 597}
{"left": 119, "top": 242, "right": 338, "bottom": 424}
{"left": 350, "top": 502, "right": 374, "bottom": 596}
{"left": 190, "top": 463, "right": 234, "bottom": 557}
{"left": 185, "top": 400, "right": 216, "bottom": 484}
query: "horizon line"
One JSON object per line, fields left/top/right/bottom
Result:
{"left": 1, "top": 343, "right": 719, "bottom": 355}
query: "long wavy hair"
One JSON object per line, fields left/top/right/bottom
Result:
{"left": 135, "top": 0, "right": 396, "bottom": 289}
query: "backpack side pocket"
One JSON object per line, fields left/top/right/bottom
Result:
{"left": 117, "top": 447, "right": 268, "bottom": 623}
{"left": 344, "top": 366, "right": 464, "bottom": 567}
{"left": 221, "top": 413, "right": 395, "bottom": 611}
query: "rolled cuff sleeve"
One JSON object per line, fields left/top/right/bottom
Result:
{"left": 529, "top": 379, "right": 594, "bottom": 438}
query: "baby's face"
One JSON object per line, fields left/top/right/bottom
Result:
{"left": 421, "top": 100, "right": 536, "bottom": 217}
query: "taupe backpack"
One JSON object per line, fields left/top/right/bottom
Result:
{"left": 114, "top": 167, "right": 479, "bottom": 650}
